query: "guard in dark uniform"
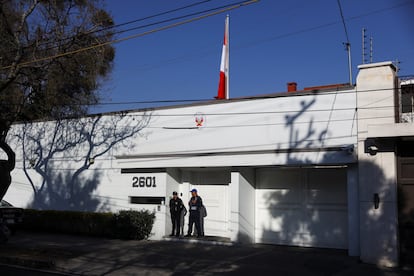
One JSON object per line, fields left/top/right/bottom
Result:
{"left": 185, "top": 188, "right": 203, "bottom": 238}
{"left": 169, "top": 191, "right": 183, "bottom": 237}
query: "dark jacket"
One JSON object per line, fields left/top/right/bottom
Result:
{"left": 169, "top": 197, "right": 183, "bottom": 214}
{"left": 188, "top": 196, "right": 203, "bottom": 213}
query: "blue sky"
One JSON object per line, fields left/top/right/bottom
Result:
{"left": 92, "top": 0, "right": 414, "bottom": 114}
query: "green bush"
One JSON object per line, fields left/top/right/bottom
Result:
{"left": 114, "top": 210, "right": 155, "bottom": 240}
{"left": 20, "top": 209, "right": 155, "bottom": 240}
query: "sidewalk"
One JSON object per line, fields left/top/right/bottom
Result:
{"left": 0, "top": 231, "right": 408, "bottom": 275}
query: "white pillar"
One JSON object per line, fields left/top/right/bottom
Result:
{"left": 356, "top": 61, "right": 399, "bottom": 267}
{"left": 229, "top": 172, "right": 240, "bottom": 242}
{"left": 229, "top": 169, "right": 255, "bottom": 243}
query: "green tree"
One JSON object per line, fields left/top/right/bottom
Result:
{"left": 0, "top": 0, "right": 115, "bottom": 201}
{"left": 0, "top": 0, "right": 115, "bottom": 138}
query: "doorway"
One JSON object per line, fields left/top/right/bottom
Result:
{"left": 397, "top": 140, "right": 414, "bottom": 266}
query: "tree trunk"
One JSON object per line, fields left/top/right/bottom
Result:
{"left": 0, "top": 140, "right": 16, "bottom": 201}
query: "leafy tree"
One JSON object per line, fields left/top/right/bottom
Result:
{"left": 0, "top": 0, "right": 115, "bottom": 138}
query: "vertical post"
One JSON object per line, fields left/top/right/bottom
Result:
{"left": 362, "top": 28, "right": 366, "bottom": 64}
{"left": 347, "top": 42, "right": 353, "bottom": 85}
{"left": 229, "top": 171, "right": 239, "bottom": 241}
{"left": 370, "top": 36, "right": 373, "bottom": 63}
{"left": 225, "top": 15, "right": 230, "bottom": 99}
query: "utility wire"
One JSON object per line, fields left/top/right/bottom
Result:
{"left": 96, "top": 0, "right": 214, "bottom": 33}
{"left": 88, "top": 86, "right": 400, "bottom": 107}
{"left": 1, "top": 86, "right": 405, "bottom": 111}
{"left": 111, "top": 0, "right": 253, "bottom": 37}
{"left": 337, "top": 0, "right": 350, "bottom": 43}
{"left": 26, "top": 0, "right": 227, "bottom": 53}
{"left": 2, "top": 0, "right": 409, "bottom": 71}
{"left": 119, "top": 0, "right": 413, "bottom": 76}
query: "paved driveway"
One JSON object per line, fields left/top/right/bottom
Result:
{"left": 0, "top": 232, "right": 408, "bottom": 275}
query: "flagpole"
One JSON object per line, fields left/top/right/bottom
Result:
{"left": 225, "top": 15, "right": 229, "bottom": 99}
{"left": 216, "top": 15, "right": 229, "bottom": 100}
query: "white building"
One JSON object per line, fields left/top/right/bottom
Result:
{"left": 3, "top": 61, "right": 413, "bottom": 267}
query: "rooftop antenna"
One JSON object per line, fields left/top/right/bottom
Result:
{"left": 337, "top": 0, "right": 352, "bottom": 85}
{"left": 362, "top": 28, "right": 367, "bottom": 64}
{"left": 370, "top": 36, "right": 373, "bottom": 63}
{"left": 393, "top": 59, "right": 400, "bottom": 73}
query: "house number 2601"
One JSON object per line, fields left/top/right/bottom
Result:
{"left": 132, "top": 176, "right": 156, "bottom": 188}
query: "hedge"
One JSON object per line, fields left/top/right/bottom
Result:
{"left": 19, "top": 209, "right": 155, "bottom": 240}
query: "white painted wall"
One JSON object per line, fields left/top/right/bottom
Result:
{"left": 3, "top": 72, "right": 358, "bottom": 250}
{"left": 115, "top": 89, "right": 357, "bottom": 168}
{"left": 356, "top": 61, "right": 399, "bottom": 267}
{"left": 237, "top": 169, "right": 256, "bottom": 243}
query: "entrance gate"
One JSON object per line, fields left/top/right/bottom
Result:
{"left": 397, "top": 140, "right": 414, "bottom": 265}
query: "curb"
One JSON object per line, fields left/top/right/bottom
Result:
{"left": 163, "top": 236, "right": 234, "bottom": 246}
{"left": 0, "top": 255, "right": 55, "bottom": 270}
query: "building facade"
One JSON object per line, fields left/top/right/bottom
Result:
{"left": 3, "top": 61, "right": 412, "bottom": 267}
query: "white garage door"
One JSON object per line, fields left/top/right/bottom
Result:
{"left": 255, "top": 167, "right": 348, "bottom": 249}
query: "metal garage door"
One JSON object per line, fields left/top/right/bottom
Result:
{"left": 255, "top": 167, "right": 348, "bottom": 249}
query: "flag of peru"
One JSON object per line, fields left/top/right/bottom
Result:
{"left": 216, "top": 15, "right": 229, "bottom": 100}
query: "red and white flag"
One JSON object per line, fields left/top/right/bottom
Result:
{"left": 216, "top": 15, "right": 229, "bottom": 100}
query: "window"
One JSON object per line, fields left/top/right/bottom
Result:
{"left": 402, "top": 84, "right": 414, "bottom": 113}
{"left": 129, "top": 196, "right": 165, "bottom": 205}
{"left": 401, "top": 82, "right": 414, "bottom": 122}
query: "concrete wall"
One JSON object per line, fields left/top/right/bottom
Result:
{"left": 229, "top": 169, "right": 255, "bottom": 243}
{"left": 2, "top": 66, "right": 361, "bottom": 252}
{"left": 356, "top": 61, "right": 399, "bottom": 266}
{"left": 115, "top": 89, "right": 357, "bottom": 168}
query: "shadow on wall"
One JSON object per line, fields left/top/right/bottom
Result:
{"left": 259, "top": 166, "right": 348, "bottom": 249}
{"left": 10, "top": 112, "right": 151, "bottom": 211}
{"left": 30, "top": 170, "right": 108, "bottom": 211}
{"left": 259, "top": 95, "right": 396, "bottom": 262}
{"left": 259, "top": 96, "right": 348, "bottom": 248}
{"left": 358, "top": 159, "right": 398, "bottom": 266}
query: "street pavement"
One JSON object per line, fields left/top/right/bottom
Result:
{"left": 0, "top": 231, "right": 410, "bottom": 275}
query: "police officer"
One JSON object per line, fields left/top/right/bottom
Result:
{"left": 169, "top": 191, "right": 183, "bottom": 237}
{"left": 185, "top": 188, "right": 203, "bottom": 238}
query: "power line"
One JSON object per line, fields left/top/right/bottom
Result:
{"left": 3, "top": 86, "right": 406, "bottom": 115}
{"left": 118, "top": 0, "right": 413, "bottom": 77}
{"left": 97, "top": 0, "right": 214, "bottom": 33}
{"left": 9, "top": 104, "right": 403, "bottom": 126}
{"left": 110, "top": 0, "right": 253, "bottom": 37}
{"left": 21, "top": 0, "right": 233, "bottom": 54}
{"left": 337, "top": 0, "right": 352, "bottom": 85}
{"left": 7, "top": 0, "right": 407, "bottom": 72}
{"left": 15, "top": 111, "right": 397, "bottom": 131}
{"left": 0, "top": 0, "right": 259, "bottom": 71}
{"left": 12, "top": 133, "right": 358, "bottom": 164}
{"left": 88, "top": 86, "right": 400, "bottom": 108}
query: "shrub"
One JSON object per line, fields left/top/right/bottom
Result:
{"left": 19, "top": 209, "right": 155, "bottom": 240}
{"left": 114, "top": 210, "right": 155, "bottom": 240}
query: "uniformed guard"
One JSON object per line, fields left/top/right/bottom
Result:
{"left": 185, "top": 188, "right": 203, "bottom": 238}
{"left": 169, "top": 191, "right": 183, "bottom": 237}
